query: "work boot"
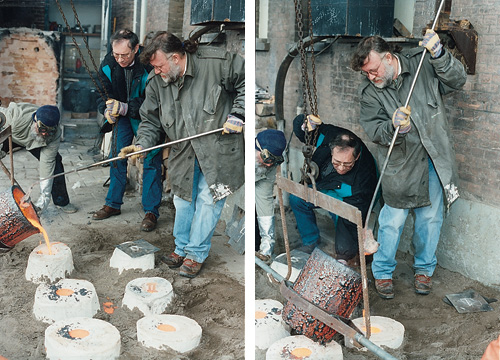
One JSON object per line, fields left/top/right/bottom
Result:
{"left": 295, "top": 242, "right": 317, "bottom": 254}
{"left": 141, "top": 213, "right": 157, "bottom": 232}
{"left": 375, "top": 279, "right": 394, "bottom": 299}
{"left": 179, "top": 259, "right": 203, "bottom": 278}
{"left": 92, "top": 205, "right": 121, "bottom": 220}
{"left": 160, "top": 252, "right": 185, "bottom": 268}
{"left": 414, "top": 274, "right": 432, "bottom": 295}
{"left": 56, "top": 203, "right": 78, "bottom": 214}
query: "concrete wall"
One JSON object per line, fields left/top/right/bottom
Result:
{"left": 256, "top": 0, "right": 500, "bottom": 287}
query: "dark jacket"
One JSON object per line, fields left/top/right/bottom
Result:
{"left": 137, "top": 47, "right": 245, "bottom": 202}
{"left": 293, "top": 114, "right": 378, "bottom": 221}
{"left": 97, "top": 46, "right": 153, "bottom": 134}
{"left": 358, "top": 48, "right": 467, "bottom": 209}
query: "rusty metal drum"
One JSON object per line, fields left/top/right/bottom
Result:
{"left": 0, "top": 186, "right": 40, "bottom": 250}
{"left": 282, "top": 247, "right": 363, "bottom": 344}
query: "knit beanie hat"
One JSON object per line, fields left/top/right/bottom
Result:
{"left": 256, "top": 129, "right": 286, "bottom": 156}
{"left": 34, "top": 105, "right": 60, "bottom": 127}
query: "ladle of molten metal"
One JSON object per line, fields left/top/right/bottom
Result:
{"left": 363, "top": 0, "right": 446, "bottom": 255}
{"left": 20, "top": 127, "right": 228, "bottom": 207}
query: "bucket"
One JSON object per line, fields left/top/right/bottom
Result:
{"left": 282, "top": 247, "right": 362, "bottom": 344}
{"left": 0, "top": 186, "right": 41, "bottom": 251}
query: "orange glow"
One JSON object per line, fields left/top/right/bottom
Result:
{"left": 56, "top": 288, "right": 75, "bottom": 296}
{"left": 290, "top": 347, "right": 312, "bottom": 358}
{"left": 361, "top": 325, "right": 382, "bottom": 334}
{"left": 146, "top": 282, "right": 158, "bottom": 293}
{"left": 103, "top": 301, "right": 117, "bottom": 314}
{"left": 69, "top": 329, "right": 90, "bottom": 339}
{"left": 157, "top": 324, "right": 176, "bottom": 332}
{"left": 255, "top": 311, "right": 267, "bottom": 319}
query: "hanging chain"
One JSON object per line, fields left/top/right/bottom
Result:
{"left": 55, "top": 0, "right": 108, "bottom": 101}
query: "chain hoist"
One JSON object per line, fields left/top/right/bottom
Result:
{"left": 294, "top": 0, "right": 320, "bottom": 185}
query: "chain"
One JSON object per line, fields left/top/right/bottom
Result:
{"left": 55, "top": 0, "right": 108, "bottom": 101}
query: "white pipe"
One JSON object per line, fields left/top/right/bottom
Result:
{"left": 140, "top": 0, "right": 147, "bottom": 44}
{"left": 133, "top": 0, "right": 138, "bottom": 35}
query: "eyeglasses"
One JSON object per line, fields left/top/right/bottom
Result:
{"left": 256, "top": 139, "right": 284, "bottom": 166}
{"left": 112, "top": 51, "right": 133, "bottom": 60}
{"left": 152, "top": 54, "right": 174, "bottom": 72}
{"left": 36, "top": 120, "right": 57, "bottom": 136}
{"left": 360, "top": 52, "right": 388, "bottom": 77}
{"left": 332, "top": 158, "right": 356, "bottom": 169}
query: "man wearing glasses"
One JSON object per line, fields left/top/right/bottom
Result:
{"left": 0, "top": 103, "right": 77, "bottom": 214}
{"left": 93, "top": 29, "right": 163, "bottom": 233}
{"left": 350, "top": 31, "right": 466, "bottom": 299}
{"left": 289, "top": 114, "right": 378, "bottom": 267}
{"left": 255, "top": 129, "right": 287, "bottom": 263}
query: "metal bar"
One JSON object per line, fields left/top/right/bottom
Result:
{"left": 255, "top": 256, "right": 285, "bottom": 283}
{"left": 277, "top": 186, "right": 293, "bottom": 281}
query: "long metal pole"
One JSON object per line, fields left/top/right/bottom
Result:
{"left": 364, "top": 0, "right": 446, "bottom": 231}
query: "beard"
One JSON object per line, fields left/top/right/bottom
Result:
{"left": 160, "top": 59, "right": 183, "bottom": 84}
{"left": 255, "top": 162, "right": 272, "bottom": 177}
{"left": 30, "top": 123, "right": 56, "bottom": 143}
{"left": 371, "top": 61, "right": 395, "bottom": 89}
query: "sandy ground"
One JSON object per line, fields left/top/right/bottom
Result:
{"left": 255, "top": 207, "right": 500, "bottom": 360}
{"left": 0, "top": 137, "right": 244, "bottom": 359}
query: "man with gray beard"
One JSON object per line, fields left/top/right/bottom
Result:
{"left": 350, "top": 30, "right": 466, "bottom": 299}
{"left": 255, "top": 129, "right": 286, "bottom": 263}
{"left": 0, "top": 102, "right": 77, "bottom": 214}
{"left": 120, "top": 31, "right": 245, "bottom": 278}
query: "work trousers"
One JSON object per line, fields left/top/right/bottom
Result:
{"left": 105, "top": 117, "right": 162, "bottom": 218}
{"left": 172, "top": 159, "right": 225, "bottom": 263}
{"left": 372, "top": 158, "right": 444, "bottom": 279}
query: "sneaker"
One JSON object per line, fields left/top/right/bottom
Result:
{"left": 141, "top": 213, "right": 157, "bottom": 232}
{"left": 92, "top": 205, "right": 121, "bottom": 220}
{"left": 414, "top": 274, "right": 432, "bottom": 295}
{"left": 160, "top": 252, "right": 185, "bottom": 268}
{"left": 375, "top": 279, "right": 394, "bottom": 299}
{"left": 179, "top": 259, "right": 203, "bottom": 278}
{"left": 56, "top": 203, "right": 78, "bottom": 214}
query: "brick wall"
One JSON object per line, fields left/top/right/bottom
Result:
{"left": 0, "top": 0, "right": 45, "bottom": 29}
{"left": 0, "top": 29, "right": 61, "bottom": 106}
{"left": 256, "top": 0, "right": 500, "bottom": 209}
{"left": 113, "top": 0, "right": 135, "bottom": 31}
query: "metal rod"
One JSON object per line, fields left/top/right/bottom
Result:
{"left": 255, "top": 256, "right": 285, "bottom": 283}
{"left": 364, "top": 0, "right": 446, "bottom": 230}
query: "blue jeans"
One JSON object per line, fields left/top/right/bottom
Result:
{"left": 372, "top": 158, "right": 444, "bottom": 279}
{"left": 172, "top": 159, "right": 226, "bottom": 263}
{"left": 105, "top": 117, "right": 162, "bottom": 218}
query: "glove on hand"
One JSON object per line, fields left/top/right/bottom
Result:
{"left": 303, "top": 114, "right": 322, "bottom": 132}
{"left": 222, "top": 114, "right": 244, "bottom": 134}
{"left": 392, "top": 106, "right": 412, "bottom": 134}
{"left": 34, "top": 178, "right": 53, "bottom": 214}
{"left": 118, "top": 144, "right": 144, "bottom": 160}
{"left": 106, "top": 99, "right": 128, "bottom": 117}
{"left": 419, "top": 29, "right": 443, "bottom": 58}
{"left": 104, "top": 108, "right": 118, "bottom": 124}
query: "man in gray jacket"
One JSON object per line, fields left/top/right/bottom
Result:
{"left": 0, "top": 102, "right": 77, "bottom": 214}
{"left": 120, "top": 31, "right": 244, "bottom": 278}
{"left": 351, "top": 30, "right": 466, "bottom": 299}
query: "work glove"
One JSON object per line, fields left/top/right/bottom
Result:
{"left": 301, "top": 114, "right": 322, "bottom": 132}
{"left": 419, "top": 29, "right": 443, "bottom": 58}
{"left": 222, "top": 114, "right": 244, "bottom": 134}
{"left": 118, "top": 144, "right": 144, "bottom": 161}
{"left": 34, "top": 178, "right": 53, "bottom": 214}
{"left": 104, "top": 108, "right": 118, "bottom": 124}
{"left": 392, "top": 106, "right": 411, "bottom": 134}
{"left": 106, "top": 99, "right": 128, "bottom": 117}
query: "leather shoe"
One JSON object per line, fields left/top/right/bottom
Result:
{"left": 295, "top": 243, "right": 317, "bottom": 254}
{"left": 92, "top": 205, "right": 120, "bottom": 220}
{"left": 141, "top": 213, "right": 157, "bottom": 232}
{"left": 414, "top": 274, "right": 432, "bottom": 295}
{"left": 179, "top": 259, "right": 203, "bottom": 278}
{"left": 160, "top": 252, "right": 185, "bottom": 268}
{"left": 375, "top": 279, "right": 394, "bottom": 299}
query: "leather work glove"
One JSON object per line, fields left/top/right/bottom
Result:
{"left": 222, "top": 114, "right": 244, "bottom": 134}
{"left": 106, "top": 99, "right": 128, "bottom": 117}
{"left": 118, "top": 144, "right": 144, "bottom": 160}
{"left": 104, "top": 107, "right": 118, "bottom": 124}
{"left": 419, "top": 29, "right": 443, "bottom": 58}
{"left": 304, "top": 114, "right": 322, "bottom": 132}
{"left": 392, "top": 106, "right": 411, "bottom": 134}
{"left": 34, "top": 178, "right": 53, "bottom": 214}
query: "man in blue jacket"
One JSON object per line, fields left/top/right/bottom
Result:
{"left": 92, "top": 29, "right": 163, "bottom": 232}
{"left": 290, "top": 114, "right": 378, "bottom": 267}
